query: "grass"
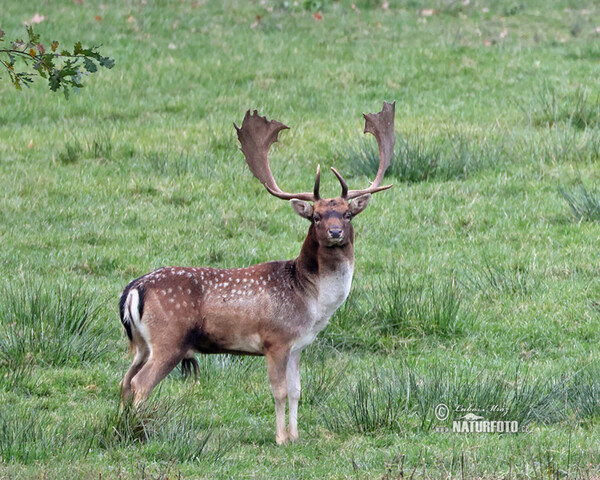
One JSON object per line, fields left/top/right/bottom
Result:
{"left": 1, "top": 0, "right": 600, "bottom": 478}
{"left": 0, "top": 282, "right": 108, "bottom": 370}
{"left": 94, "top": 395, "right": 226, "bottom": 463}
{"left": 559, "top": 182, "right": 600, "bottom": 221}
{"left": 524, "top": 84, "right": 600, "bottom": 130}
{"left": 461, "top": 258, "right": 536, "bottom": 297}
{"left": 338, "top": 130, "right": 505, "bottom": 184}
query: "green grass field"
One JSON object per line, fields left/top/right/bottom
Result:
{"left": 1, "top": 0, "right": 600, "bottom": 478}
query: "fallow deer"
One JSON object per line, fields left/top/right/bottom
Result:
{"left": 119, "top": 101, "right": 395, "bottom": 444}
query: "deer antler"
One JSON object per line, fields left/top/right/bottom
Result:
{"left": 344, "top": 101, "right": 395, "bottom": 200}
{"left": 235, "top": 110, "right": 320, "bottom": 202}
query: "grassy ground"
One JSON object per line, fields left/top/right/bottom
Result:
{"left": 1, "top": 0, "right": 600, "bottom": 478}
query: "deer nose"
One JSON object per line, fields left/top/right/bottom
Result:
{"left": 328, "top": 226, "right": 343, "bottom": 239}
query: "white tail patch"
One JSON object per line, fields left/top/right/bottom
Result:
{"left": 125, "top": 288, "right": 141, "bottom": 328}
{"left": 124, "top": 287, "right": 152, "bottom": 354}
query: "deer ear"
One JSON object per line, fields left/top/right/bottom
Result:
{"left": 290, "top": 199, "right": 314, "bottom": 220}
{"left": 349, "top": 194, "right": 371, "bottom": 216}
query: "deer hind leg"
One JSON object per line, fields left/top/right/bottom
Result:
{"left": 286, "top": 349, "right": 301, "bottom": 442}
{"left": 266, "top": 348, "right": 290, "bottom": 445}
{"left": 130, "top": 347, "right": 186, "bottom": 405}
{"left": 120, "top": 341, "right": 150, "bottom": 404}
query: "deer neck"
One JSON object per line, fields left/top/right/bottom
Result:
{"left": 293, "top": 224, "right": 355, "bottom": 300}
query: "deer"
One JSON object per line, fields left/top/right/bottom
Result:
{"left": 118, "top": 101, "right": 395, "bottom": 444}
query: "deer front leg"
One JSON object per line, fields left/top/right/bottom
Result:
{"left": 286, "top": 349, "right": 301, "bottom": 442}
{"left": 266, "top": 348, "right": 290, "bottom": 445}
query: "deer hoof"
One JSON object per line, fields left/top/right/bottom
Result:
{"left": 276, "top": 433, "right": 288, "bottom": 445}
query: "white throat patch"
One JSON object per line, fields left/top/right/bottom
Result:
{"left": 292, "top": 259, "right": 354, "bottom": 352}
{"left": 316, "top": 260, "right": 354, "bottom": 321}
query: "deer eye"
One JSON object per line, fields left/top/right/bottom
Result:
{"left": 313, "top": 213, "right": 321, "bottom": 224}
{"left": 344, "top": 211, "right": 352, "bottom": 221}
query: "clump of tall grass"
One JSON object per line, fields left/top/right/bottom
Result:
{"left": 372, "top": 272, "right": 468, "bottom": 339}
{"left": 138, "top": 150, "right": 217, "bottom": 179}
{"left": 343, "top": 135, "right": 440, "bottom": 183}
{"left": 320, "top": 364, "right": 574, "bottom": 435}
{"left": 526, "top": 127, "right": 600, "bottom": 164}
{"left": 524, "top": 85, "right": 600, "bottom": 130}
{"left": 320, "top": 369, "right": 404, "bottom": 434}
{"left": 302, "top": 348, "right": 349, "bottom": 405}
{"left": 0, "top": 282, "right": 108, "bottom": 369}
{"left": 461, "top": 259, "right": 535, "bottom": 297}
{"left": 322, "top": 283, "right": 372, "bottom": 351}
{"left": 562, "top": 366, "right": 600, "bottom": 424}
{"left": 57, "top": 128, "right": 114, "bottom": 164}
{"left": 184, "top": 354, "right": 259, "bottom": 390}
{"left": 337, "top": 131, "right": 503, "bottom": 184}
{"left": 559, "top": 183, "right": 600, "bottom": 222}
{"left": 324, "top": 273, "right": 469, "bottom": 351}
{"left": 95, "top": 394, "right": 228, "bottom": 463}
{"left": 0, "top": 407, "right": 85, "bottom": 463}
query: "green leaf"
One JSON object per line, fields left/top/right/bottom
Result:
{"left": 99, "top": 56, "right": 115, "bottom": 69}
{"left": 49, "top": 72, "right": 61, "bottom": 91}
{"left": 26, "top": 26, "right": 40, "bottom": 45}
{"left": 83, "top": 57, "right": 97, "bottom": 73}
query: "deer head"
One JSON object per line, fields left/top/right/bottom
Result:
{"left": 234, "top": 101, "right": 395, "bottom": 249}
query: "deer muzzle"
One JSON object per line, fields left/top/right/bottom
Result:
{"left": 327, "top": 226, "right": 343, "bottom": 244}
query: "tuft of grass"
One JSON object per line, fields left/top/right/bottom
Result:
{"left": 0, "top": 282, "right": 108, "bottom": 369}
{"left": 324, "top": 273, "right": 469, "bottom": 351}
{"left": 527, "top": 127, "right": 600, "bottom": 164}
{"left": 339, "top": 131, "right": 503, "bottom": 184}
{"left": 302, "top": 349, "right": 349, "bottom": 405}
{"left": 372, "top": 272, "right": 468, "bottom": 339}
{"left": 57, "top": 129, "right": 114, "bottom": 164}
{"left": 0, "top": 407, "right": 86, "bottom": 463}
{"left": 437, "top": 132, "right": 505, "bottom": 181}
{"left": 461, "top": 259, "right": 535, "bottom": 297}
{"left": 339, "top": 134, "right": 439, "bottom": 183}
{"left": 562, "top": 367, "right": 600, "bottom": 424}
{"left": 138, "top": 150, "right": 222, "bottom": 179}
{"left": 321, "top": 364, "right": 578, "bottom": 436}
{"left": 320, "top": 369, "right": 404, "bottom": 434}
{"left": 95, "top": 395, "right": 228, "bottom": 463}
{"left": 323, "top": 284, "right": 371, "bottom": 351}
{"left": 58, "top": 138, "right": 83, "bottom": 164}
{"left": 559, "top": 183, "right": 600, "bottom": 222}
{"left": 525, "top": 85, "right": 600, "bottom": 130}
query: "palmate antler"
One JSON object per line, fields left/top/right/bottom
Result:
{"left": 235, "top": 101, "right": 395, "bottom": 202}
{"left": 344, "top": 100, "right": 395, "bottom": 199}
{"left": 234, "top": 110, "right": 321, "bottom": 202}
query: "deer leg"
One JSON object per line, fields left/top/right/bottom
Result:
{"left": 266, "top": 348, "right": 290, "bottom": 445}
{"left": 286, "top": 349, "right": 301, "bottom": 442}
{"left": 130, "top": 349, "right": 185, "bottom": 405}
{"left": 119, "top": 344, "right": 150, "bottom": 404}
